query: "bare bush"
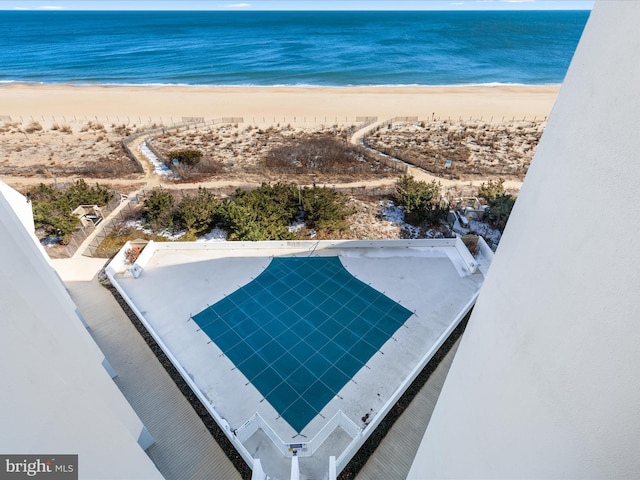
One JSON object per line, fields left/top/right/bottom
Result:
{"left": 170, "top": 159, "right": 224, "bottom": 183}
{"left": 264, "top": 136, "right": 366, "bottom": 174}
{"left": 113, "top": 124, "right": 133, "bottom": 136}
{"left": 364, "top": 120, "right": 544, "bottom": 181}
{"left": 25, "top": 121, "right": 43, "bottom": 133}
{"left": 81, "top": 121, "right": 106, "bottom": 133}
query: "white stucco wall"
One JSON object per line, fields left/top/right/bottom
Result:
{"left": 0, "top": 181, "right": 57, "bottom": 264}
{"left": 0, "top": 186, "right": 163, "bottom": 479}
{"left": 0, "top": 181, "right": 34, "bottom": 233}
{"left": 408, "top": 1, "right": 640, "bottom": 478}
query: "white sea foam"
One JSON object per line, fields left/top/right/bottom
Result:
{"left": 0, "top": 80, "right": 562, "bottom": 89}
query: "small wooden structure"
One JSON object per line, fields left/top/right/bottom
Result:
{"left": 72, "top": 205, "right": 104, "bottom": 227}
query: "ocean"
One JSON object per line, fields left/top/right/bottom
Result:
{"left": 0, "top": 10, "right": 589, "bottom": 87}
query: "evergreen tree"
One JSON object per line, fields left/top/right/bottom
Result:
{"left": 394, "top": 175, "right": 447, "bottom": 225}
{"left": 144, "top": 189, "right": 175, "bottom": 230}
{"left": 301, "top": 186, "right": 352, "bottom": 231}
{"left": 477, "top": 179, "right": 517, "bottom": 232}
{"left": 175, "top": 187, "right": 219, "bottom": 235}
{"left": 30, "top": 180, "right": 113, "bottom": 244}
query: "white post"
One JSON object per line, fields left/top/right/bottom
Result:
{"left": 329, "top": 456, "right": 337, "bottom": 480}
{"left": 251, "top": 459, "right": 266, "bottom": 480}
{"left": 290, "top": 455, "right": 300, "bottom": 480}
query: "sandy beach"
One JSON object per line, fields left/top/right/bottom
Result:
{"left": 0, "top": 84, "right": 558, "bottom": 125}
{"left": 0, "top": 83, "right": 558, "bottom": 201}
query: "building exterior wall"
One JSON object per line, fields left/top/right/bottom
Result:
{"left": 0, "top": 182, "right": 34, "bottom": 232}
{"left": 0, "top": 183, "right": 163, "bottom": 479}
{"left": 408, "top": 1, "right": 640, "bottom": 478}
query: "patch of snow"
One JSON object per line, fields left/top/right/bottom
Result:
{"left": 401, "top": 223, "right": 421, "bottom": 239}
{"left": 126, "top": 219, "right": 185, "bottom": 240}
{"left": 424, "top": 228, "right": 445, "bottom": 239}
{"left": 288, "top": 222, "right": 305, "bottom": 233}
{"left": 126, "top": 219, "right": 154, "bottom": 235}
{"left": 380, "top": 200, "right": 422, "bottom": 239}
{"left": 468, "top": 219, "right": 501, "bottom": 248}
{"left": 41, "top": 236, "right": 61, "bottom": 247}
{"left": 379, "top": 200, "right": 404, "bottom": 224}
{"left": 126, "top": 219, "right": 145, "bottom": 230}
{"left": 157, "top": 229, "right": 186, "bottom": 241}
{"left": 197, "top": 227, "right": 228, "bottom": 242}
{"left": 127, "top": 219, "right": 231, "bottom": 242}
{"left": 138, "top": 141, "right": 172, "bottom": 177}
{"left": 288, "top": 211, "right": 305, "bottom": 233}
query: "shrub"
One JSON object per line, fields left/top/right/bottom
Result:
{"left": 175, "top": 187, "right": 219, "bottom": 235}
{"left": 477, "top": 178, "right": 517, "bottom": 231}
{"left": 218, "top": 202, "right": 279, "bottom": 241}
{"left": 264, "top": 136, "right": 365, "bottom": 174}
{"left": 485, "top": 194, "right": 516, "bottom": 232}
{"left": 394, "top": 175, "right": 448, "bottom": 225}
{"left": 167, "top": 149, "right": 203, "bottom": 166}
{"left": 113, "top": 124, "right": 131, "bottom": 136}
{"left": 218, "top": 183, "right": 298, "bottom": 241}
{"left": 301, "top": 186, "right": 352, "bottom": 231}
{"left": 478, "top": 178, "right": 507, "bottom": 204}
{"left": 30, "top": 180, "right": 112, "bottom": 244}
{"left": 25, "top": 121, "right": 43, "bottom": 133}
{"left": 64, "top": 179, "right": 111, "bottom": 206}
{"left": 136, "top": 183, "right": 354, "bottom": 242}
{"left": 143, "top": 189, "right": 175, "bottom": 230}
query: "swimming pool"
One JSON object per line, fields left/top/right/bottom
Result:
{"left": 192, "top": 256, "right": 413, "bottom": 432}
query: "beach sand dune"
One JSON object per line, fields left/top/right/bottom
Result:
{"left": 0, "top": 85, "right": 558, "bottom": 196}
{"left": 0, "top": 84, "right": 558, "bottom": 125}
{"left": 0, "top": 85, "right": 559, "bottom": 246}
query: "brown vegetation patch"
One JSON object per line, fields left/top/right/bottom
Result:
{"left": 365, "top": 119, "right": 544, "bottom": 181}
{"left": 0, "top": 121, "right": 143, "bottom": 179}
{"left": 264, "top": 136, "right": 371, "bottom": 174}
{"left": 150, "top": 123, "right": 397, "bottom": 185}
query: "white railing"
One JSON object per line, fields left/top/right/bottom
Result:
{"left": 336, "top": 412, "right": 362, "bottom": 439}
{"left": 304, "top": 411, "right": 361, "bottom": 457}
{"left": 234, "top": 409, "right": 361, "bottom": 460}
{"left": 239, "top": 414, "right": 292, "bottom": 457}
{"left": 136, "top": 237, "right": 461, "bottom": 254}
{"left": 234, "top": 415, "right": 259, "bottom": 443}
{"left": 303, "top": 413, "right": 342, "bottom": 456}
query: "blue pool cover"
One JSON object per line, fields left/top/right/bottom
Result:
{"left": 192, "top": 256, "right": 413, "bottom": 432}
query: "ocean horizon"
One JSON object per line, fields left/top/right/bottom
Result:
{"left": 0, "top": 10, "right": 589, "bottom": 87}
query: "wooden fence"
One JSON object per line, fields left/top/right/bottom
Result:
{"left": 83, "top": 201, "right": 142, "bottom": 258}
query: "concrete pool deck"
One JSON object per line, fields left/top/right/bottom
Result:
{"left": 105, "top": 238, "right": 492, "bottom": 479}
